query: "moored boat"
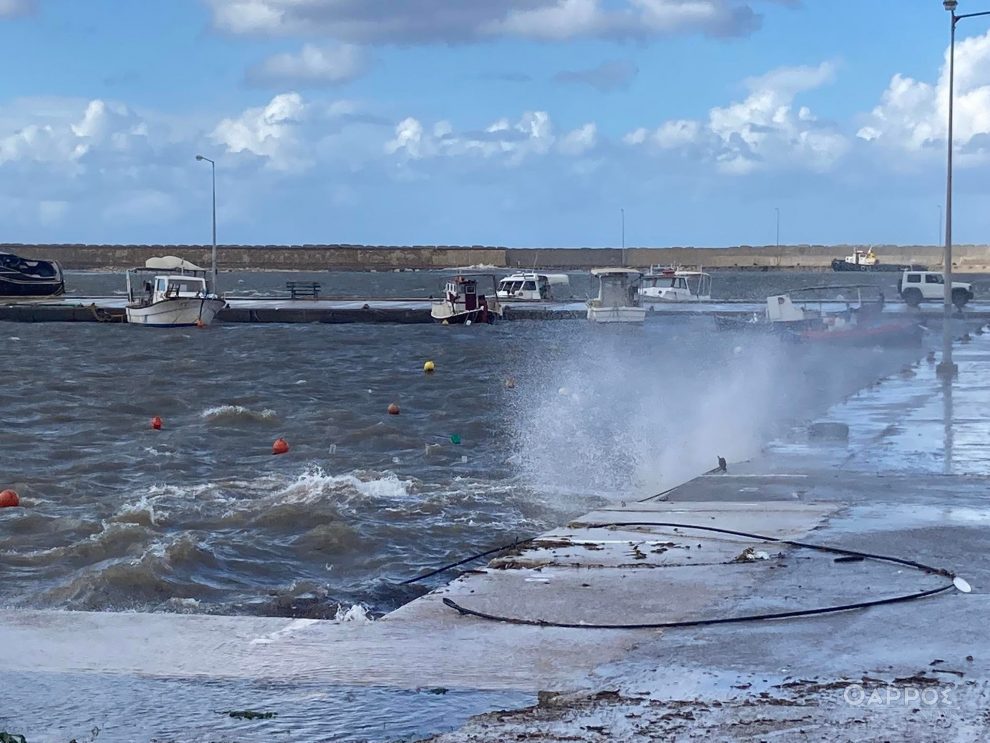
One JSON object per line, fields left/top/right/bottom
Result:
{"left": 431, "top": 275, "right": 503, "bottom": 324}
{"left": 125, "top": 256, "right": 226, "bottom": 327}
{"left": 639, "top": 265, "right": 712, "bottom": 302}
{"left": 496, "top": 272, "right": 570, "bottom": 301}
{"left": 0, "top": 251, "right": 65, "bottom": 297}
{"left": 587, "top": 268, "right": 647, "bottom": 324}
{"left": 715, "top": 285, "right": 921, "bottom": 346}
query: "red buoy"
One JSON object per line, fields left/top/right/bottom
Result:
{"left": 0, "top": 490, "right": 20, "bottom": 508}
{"left": 150, "top": 416, "right": 163, "bottom": 430}
{"left": 387, "top": 403, "right": 400, "bottom": 415}
{"left": 272, "top": 437, "right": 289, "bottom": 455}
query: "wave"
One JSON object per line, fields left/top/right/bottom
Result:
{"left": 201, "top": 405, "right": 279, "bottom": 424}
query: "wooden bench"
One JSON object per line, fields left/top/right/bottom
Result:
{"left": 286, "top": 281, "right": 321, "bottom": 300}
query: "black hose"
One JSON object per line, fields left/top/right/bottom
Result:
{"left": 400, "top": 536, "right": 535, "bottom": 585}
{"left": 438, "top": 520, "right": 962, "bottom": 629}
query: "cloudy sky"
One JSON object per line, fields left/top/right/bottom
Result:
{"left": 0, "top": 0, "right": 988, "bottom": 247}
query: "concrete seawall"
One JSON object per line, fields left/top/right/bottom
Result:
{"left": 6, "top": 242, "right": 990, "bottom": 272}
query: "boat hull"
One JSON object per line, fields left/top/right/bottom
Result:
{"left": 126, "top": 298, "right": 226, "bottom": 327}
{"left": 430, "top": 305, "right": 498, "bottom": 324}
{"left": 0, "top": 261, "right": 65, "bottom": 298}
{"left": 831, "top": 259, "right": 922, "bottom": 273}
{"left": 587, "top": 305, "right": 647, "bottom": 323}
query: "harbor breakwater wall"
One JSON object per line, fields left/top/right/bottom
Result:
{"left": 7, "top": 243, "right": 990, "bottom": 272}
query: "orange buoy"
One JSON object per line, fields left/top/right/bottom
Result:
{"left": 0, "top": 490, "right": 20, "bottom": 508}
{"left": 195, "top": 319, "right": 206, "bottom": 328}
{"left": 272, "top": 438, "right": 289, "bottom": 455}
{"left": 387, "top": 403, "right": 400, "bottom": 415}
{"left": 150, "top": 416, "right": 163, "bottom": 430}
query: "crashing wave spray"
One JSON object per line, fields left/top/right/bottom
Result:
{"left": 509, "top": 323, "right": 787, "bottom": 499}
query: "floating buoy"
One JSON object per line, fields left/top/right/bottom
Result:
{"left": 504, "top": 377, "right": 516, "bottom": 389}
{"left": 423, "top": 360, "right": 436, "bottom": 373}
{"left": 150, "top": 416, "right": 163, "bottom": 430}
{"left": 387, "top": 403, "right": 401, "bottom": 415}
{"left": 272, "top": 437, "right": 289, "bottom": 455}
{"left": 195, "top": 319, "right": 206, "bottom": 328}
{"left": 0, "top": 490, "right": 20, "bottom": 508}
{"left": 450, "top": 434, "right": 462, "bottom": 445}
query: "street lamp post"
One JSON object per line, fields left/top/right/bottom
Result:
{"left": 620, "top": 207, "right": 625, "bottom": 266}
{"left": 939, "top": 0, "right": 990, "bottom": 378}
{"left": 195, "top": 155, "right": 218, "bottom": 294}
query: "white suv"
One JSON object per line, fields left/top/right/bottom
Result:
{"left": 898, "top": 270, "right": 973, "bottom": 308}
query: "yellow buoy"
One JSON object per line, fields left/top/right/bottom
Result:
{"left": 423, "top": 360, "right": 436, "bottom": 373}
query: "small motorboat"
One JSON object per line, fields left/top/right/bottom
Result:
{"left": 0, "top": 251, "right": 65, "bottom": 297}
{"left": 639, "top": 265, "right": 712, "bottom": 302}
{"left": 431, "top": 275, "right": 503, "bottom": 325}
{"left": 715, "top": 285, "right": 921, "bottom": 346}
{"left": 125, "top": 256, "right": 226, "bottom": 327}
{"left": 587, "top": 268, "right": 647, "bottom": 324}
{"left": 496, "top": 271, "right": 570, "bottom": 301}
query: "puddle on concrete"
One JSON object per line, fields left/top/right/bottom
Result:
{"left": 0, "top": 673, "right": 533, "bottom": 743}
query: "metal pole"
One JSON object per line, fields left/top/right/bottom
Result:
{"left": 939, "top": 9, "right": 957, "bottom": 379}
{"left": 620, "top": 208, "right": 625, "bottom": 265}
{"left": 937, "top": 4, "right": 990, "bottom": 377}
{"left": 211, "top": 160, "right": 217, "bottom": 293}
{"left": 196, "top": 154, "right": 218, "bottom": 295}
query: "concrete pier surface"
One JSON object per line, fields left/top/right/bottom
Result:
{"left": 3, "top": 337, "right": 990, "bottom": 740}
{"left": 5, "top": 294, "right": 990, "bottom": 324}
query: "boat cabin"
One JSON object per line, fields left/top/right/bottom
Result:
{"left": 640, "top": 266, "right": 712, "bottom": 301}
{"left": 496, "top": 272, "right": 570, "bottom": 301}
{"left": 125, "top": 256, "right": 214, "bottom": 308}
{"left": 589, "top": 268, "right": 642, "bottom": 307}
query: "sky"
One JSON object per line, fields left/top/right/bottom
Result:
{"left": 0, "top": 0, "right": 989, "bottom": 248}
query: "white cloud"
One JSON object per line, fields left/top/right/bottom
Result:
{"left": 206, "top": 0, "right": 767, "bottom": 42}
{"left": 558, "top": 123, "right": 597, "bottom": 155}
{"left": 247, "top": 43, "right": 368, "bottom": 87}
{"left": 625, "top": 61, "right": 847, "bottom": 174}
{"left": 211, "top": 92, "right": 308, "bottom": 171}
{"left": 386, "top": 110, "right": 561, "bottom": 166}
{"left": 0, "top": 0, "right": 34, "bottom": 18}
{"left": 857, "top": 29, "right": 990, "bottom": 163}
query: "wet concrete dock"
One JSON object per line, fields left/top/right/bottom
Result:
{"left": 3, "top": 333, "right": 990, "bottom": 740}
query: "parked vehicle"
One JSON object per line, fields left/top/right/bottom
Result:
{"left": 897, "top": 270, "right": 973, "bottom": 308}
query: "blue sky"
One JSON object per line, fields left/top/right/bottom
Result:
{"left": 0, "top": 0, "right": 989, "bottom": 248}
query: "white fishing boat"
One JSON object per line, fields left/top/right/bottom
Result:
{"left": 586, "top": 268, "right": 647, "bottom": 324}
{"left": 639, "top": 265, "right": 712, "bottom": 302}
{"left": 125, "top": 256, "right": 226, "bottom": 327}
{"left": 431, "top": 274, "right": 503, "bottom": 325}
{"left": 496, "top": 272, "right": 570, "bottom": 301}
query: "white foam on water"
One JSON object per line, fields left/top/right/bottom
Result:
{"left": 334, "top": 603, "right": 372, "bottom": 623}
{"left": 278, "top": 467, "right": 414, "bottom": 503}
{"left": 201, "top": 404, "right": 279, "bottom": 422}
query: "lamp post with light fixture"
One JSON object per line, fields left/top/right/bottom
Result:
{"left": 195, "top": 154, "right": 218, "bottom": 293}
{"left": 939, "top": 0, "right": 990, "bottom": 378}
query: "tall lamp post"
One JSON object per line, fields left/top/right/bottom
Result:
{"left": 195, "top": 154, "right": 218, "bottom": 294}
{"left": 620, "top": 207, "right": 626, "bottom": 266}
{"left": 939, "top": 0, "right": 990, "bottom": 378}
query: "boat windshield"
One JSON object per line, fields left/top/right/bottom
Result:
{"left": 158, "top": 277, "right": 206, "bottom": 296}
